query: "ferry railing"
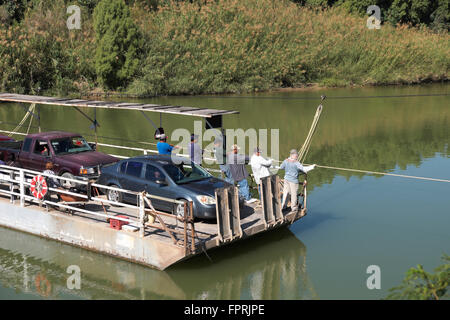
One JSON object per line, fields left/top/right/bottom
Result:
{"left": 0, "top": 165, "right": 196, "bottom": 252}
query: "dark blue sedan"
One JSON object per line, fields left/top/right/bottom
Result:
{"left": 97, "top": 155, "right": 234, "bottom": 219}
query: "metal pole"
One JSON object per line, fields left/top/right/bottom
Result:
{"left": 19, "top": 169, "right": 25, "bottom": 207}
{"left": 139, "top": 192, "right": 145, "bottom": 238}
{"left": 190, "top": 201, "right": 195, "bottom": 253}
{"left": 184, "top": 202, "right": 188, "bottom": 255}
{"left": 37, "top": 105, "right": 41, "bottom": 133}
{"left": 94, "top": 108, "right": 98, "bottom": 149}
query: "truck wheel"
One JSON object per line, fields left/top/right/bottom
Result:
{"left": 61, "top": 172, "right": 76, "bottom": 189}
{"left": 107, "top": 185, "right": 122, "bottom": 206}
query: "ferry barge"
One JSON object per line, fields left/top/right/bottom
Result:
{"left": 0, "top": 93, "right": 308, "bottom": 270}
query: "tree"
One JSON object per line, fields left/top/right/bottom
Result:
{"left": 386, "top": 254, "right": 449, "bottom": 300}
{"left": 93, "top": 0, "right": 142, "bottom": 90}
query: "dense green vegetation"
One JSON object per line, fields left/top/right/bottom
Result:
{"left": 386, "top": 254, "right": 449, "bottom": 300}
{"left": 0, "top": 0, "right": 448, "bottom": 96}
{"left": 93, "top": 0, "right": 142, "bottom": 89}
{"left": 294, "top": 0, "right": 449, "bottom": 32}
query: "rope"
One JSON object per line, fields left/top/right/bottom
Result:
{"left": 298, "top": 103, "right": 323, "bottom": 163}
{"left": 314, "top": 164, "right": 450, "bottom": 183}
{"left": 7, "top": 104, "right": 35, "bottom": 137}
{"left": 176, "top": 93, "right": 450, "bottom": 101}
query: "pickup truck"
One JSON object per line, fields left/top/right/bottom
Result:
{"left": 0, "top": 135, "right": 14, "bottom": 142}
{"left": 0, "top": 131, "right": 118, "bottom": 185}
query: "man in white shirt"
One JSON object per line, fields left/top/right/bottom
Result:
{"left": 249, "top": 147, "right": 273, "bottom": 197}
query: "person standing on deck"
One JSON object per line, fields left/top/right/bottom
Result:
{"left": 189, "top": 134, "right": 203, "bottom": 165}
{"left": 157, "top": 134, "right": 178, "bottom": 155}
{"left": 43, "top": 162, "right": 61, "bottom": 188}
{"left": 227, "top": 145, "right": 257, "bottom": 204}
{"left": 213, "top": 137, "right": 233, "bottom": 184}
{"left": 280, "top": 149, "right": 316, "bottom": 212}
{"left": 249, "top": 147, "right": 273, "bottom": 198}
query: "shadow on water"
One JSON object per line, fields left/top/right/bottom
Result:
{"left": 0, "top": 225, "right": 318, "bottom": 300}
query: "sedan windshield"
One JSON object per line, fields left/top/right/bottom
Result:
{"left": 163, "top": 162, "right": 211, "bottom": 184}
{"left": 51, "top": 137, "right": 92, "bottom": 155}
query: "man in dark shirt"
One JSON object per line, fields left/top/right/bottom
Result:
{"left": 227, "top": 145, "right": 256, "bottom": 204}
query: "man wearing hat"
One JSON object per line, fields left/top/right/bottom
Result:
{"left": 280, "top": 149, "right": 316, "bottom": 212}
{"left": 227, "top": 144, "right": 257, "bottom": 204}
{"left": 250, "top": 147, "right": 273, "bottom": 197}
{"left": 157, "top": 134, "right": 179, "bottom": 155}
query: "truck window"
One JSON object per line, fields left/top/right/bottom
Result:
{"left": 33, "top": 140, "right": 49, "bottom": 157}
{"left": 50, "top": 136, "right": 92, "bottom": 155}
{"left": 22, "top": 138, "right": 32, "bottom": 152}
{"left": 125, "top": 161, "right": 143, "bottom": 178}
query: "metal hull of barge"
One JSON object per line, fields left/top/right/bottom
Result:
{"left": 0, "top": 192, "right": 304, "bottom": 271}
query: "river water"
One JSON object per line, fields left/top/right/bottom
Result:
{"left": 0, "top": 83, "right": 448, "bottom": 300}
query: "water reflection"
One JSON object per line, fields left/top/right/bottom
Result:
{"left": 0, "top": 226, "right": 317, "bottom": 300}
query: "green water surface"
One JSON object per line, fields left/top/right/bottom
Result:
{"left": 0, "top": 83, "right": 448, "bottom": 300}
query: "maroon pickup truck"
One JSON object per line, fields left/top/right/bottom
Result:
{"left": 0, "top": 131, "right": 118, "bottom": 183}
{"left": 0, "top": 134, "right": 14, "bottom": 142}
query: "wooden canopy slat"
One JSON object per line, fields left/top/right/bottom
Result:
{"left": 0, "top": 93, "right": 239, "bottom": 118}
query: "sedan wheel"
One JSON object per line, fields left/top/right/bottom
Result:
{"left": 107, "top": 185, "right": 122, "bottom": 205}
{"left": 175, "top": 200, "right": 187, "bottom": 219}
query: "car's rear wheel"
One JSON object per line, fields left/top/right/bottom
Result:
{"left": 107, "top": 185, "right": 123, "bottom": 206}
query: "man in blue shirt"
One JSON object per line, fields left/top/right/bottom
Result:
{"left": 280, "top": 149, "right": 316, "bottom": 212}
{"left": 157, "top": 134, "right": 178, "bottom": 155}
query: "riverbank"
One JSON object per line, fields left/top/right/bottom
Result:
{"left": 0, "top": 0, "right": 448, "bottom": 97}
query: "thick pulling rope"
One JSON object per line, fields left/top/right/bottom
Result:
{"left": 290, "top": 96, "right": 450, "bottom": 184}
{"left": 7, "top": 103, "right": 35, "bottom": 137}
{"left": 298, "top": 96, "right": 325, "bottom": 163}
{"left": 298, "top": 103, "right": 323, "bottom": 163}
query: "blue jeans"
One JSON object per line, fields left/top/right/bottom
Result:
{"left": 237, "top": 178, "right": 251, "bottom": 201}
{"left": 219, "top": 164, "right": 234, "bottom": 184}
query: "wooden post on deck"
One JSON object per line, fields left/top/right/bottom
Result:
{"left": 215, "top": 187, "right": 231, "bottom": 243}
{"left": 229, "top": 187, "right": 242, "bottom": 238}
{"left": 215, "top": 186, "right": 242, "bottom": 244}
{"left": 261, "top": 175, "right": 283, "bottom": 227}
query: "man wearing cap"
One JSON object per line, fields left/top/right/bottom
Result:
{"left": 189, "top": 134, "right": 203, "bottom": 165}
{"left": 280, "top": 149, "right": 316, "bottom": 212}
{"left": 250, "top": 147, "right": 273, "bottom": 197}
{"left": 157, "top": 134, "right": 178, "bottom": 155}
{"left": 227, "top": 144, "right": 257, "bottom": 204}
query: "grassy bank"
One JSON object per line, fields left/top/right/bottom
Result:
{"left": 0, "top": 0, "right": 449, "bottom": 96}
